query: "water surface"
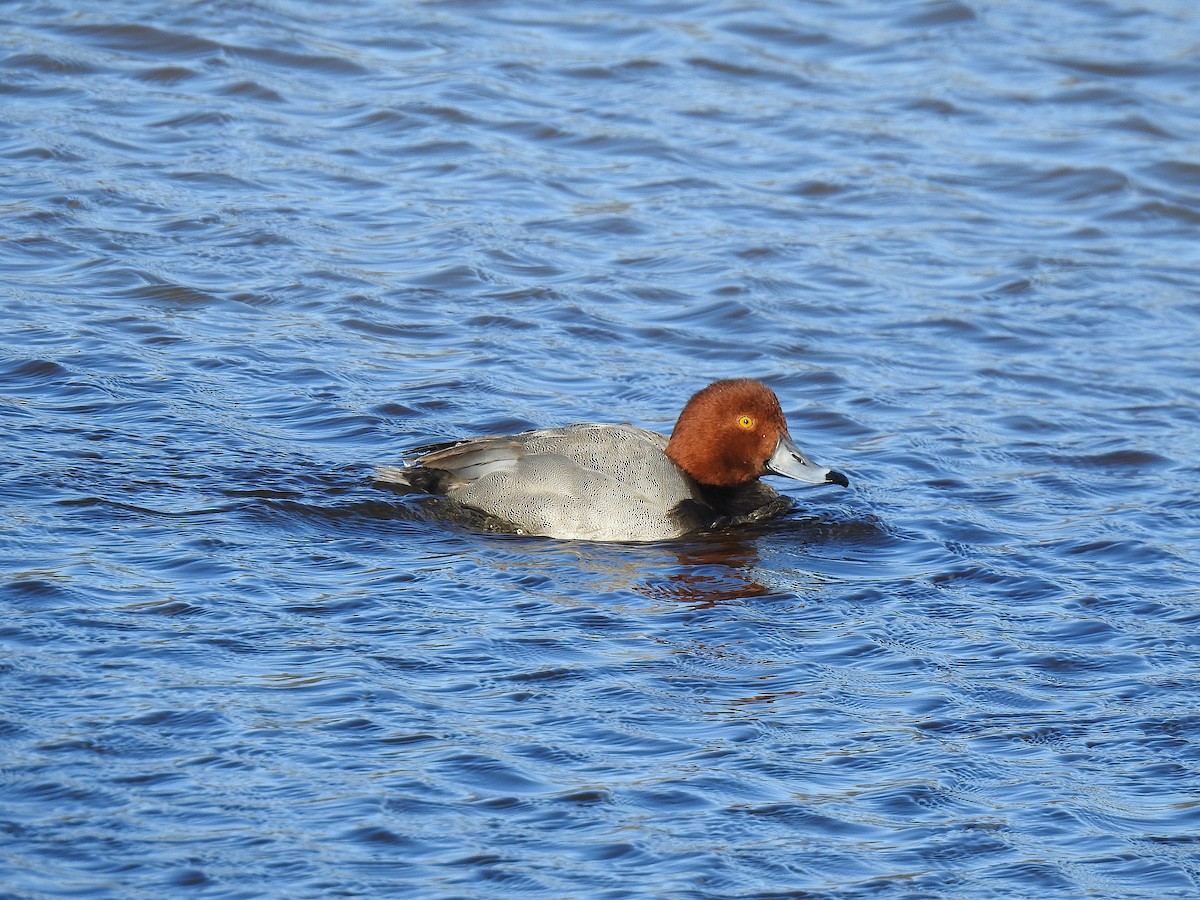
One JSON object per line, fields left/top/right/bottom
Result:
{"left": 3, "top": 1, "right": 1200, "bottom": 897}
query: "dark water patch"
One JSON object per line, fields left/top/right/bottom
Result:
{"left": 132, "top": 64, "right": 200, "bottom": 85}
{"left": 0, "top": 356, "right": 73, "bottom": 383}
{"left": 151, "top": 109, "right": 235, "bottom": 129}
{"left": 1142, "top": 160, "right": 1200, "bottom": 191}
{"left": 2, "top": 52, "right": 101, "bottom": 77}
{"left": 1048, "top": 447, "right": 1173, "bottom": 478}
{"left": 686, "top": 55, "right": 811, "bottom": 90}
{"left": 982, "top": 162, "right": 1133, "bottom": 206}
{"left": 125, "top": 281, "right": 222, "bottom": 306}
{"left": 897, "top": 0, "right": 977, "bottom": 28}
{"left": 53, "top": 21, "right": 223, "bottom": 60}
{"left": 1107, "top": 198, "right": 1200, "bottom": 227}
{"left": 1109, "top": 113, "right": 1176, "bottom": 140}
{"left": 230, "top": 45, "right": 369, "bottom": 78}
{"left": 1046, "top": 56, "right": 1178, "bottom": 81}
{"left": 3, "top": 577, "right": 81, "bottom": 607}
{"left": 556, "top": 58, "right": 670, "bottom": 82}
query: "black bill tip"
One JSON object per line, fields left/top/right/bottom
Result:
{"left": 826, "top": 470, "right": 849, "bottom": 488}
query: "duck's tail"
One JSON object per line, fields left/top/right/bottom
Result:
{"left": 374, "top": 465, "right": 411, "bottom": 485}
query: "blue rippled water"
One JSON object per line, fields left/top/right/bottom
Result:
{"left": 3, "top": 1, "right": 1199, "bottom": 897}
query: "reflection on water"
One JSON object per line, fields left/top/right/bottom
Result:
{"left": 2, "top": 0, "right": 1200, "bottom": 897}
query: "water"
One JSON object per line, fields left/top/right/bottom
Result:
{"left": 2, "top": 0, "right": 1199, "bottom": 896}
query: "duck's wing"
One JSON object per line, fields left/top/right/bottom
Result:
{"left": 375, "top": 433, "right": 525, "bottom": 492}
{"left": 377, "top": 424, "right": 669, "bottom": 487}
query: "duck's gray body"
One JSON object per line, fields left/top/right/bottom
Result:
{"left": 376, "top": 423, "right": 735, "bottom": 541}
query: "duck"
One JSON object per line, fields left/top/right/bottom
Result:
{"left": 375, "top": 378, "right": 848, "bottom": 542}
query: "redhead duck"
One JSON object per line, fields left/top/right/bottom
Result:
{"left": 376, "top": 378, "right": 848, "bottom": 542}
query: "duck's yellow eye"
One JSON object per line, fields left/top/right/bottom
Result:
{"left": 738, "top": 415, "right": 755, "bottom": 430}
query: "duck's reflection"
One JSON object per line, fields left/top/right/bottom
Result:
{"left": 635, "top": 534, "right": 775, "bottom": 606}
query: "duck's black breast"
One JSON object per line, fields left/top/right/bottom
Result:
{"left": 674, "top": 481, "right": 794, "bottom": 533}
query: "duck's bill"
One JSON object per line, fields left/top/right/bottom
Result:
{"left": 766, "top": 433, "right": 849, "bottom": 488}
